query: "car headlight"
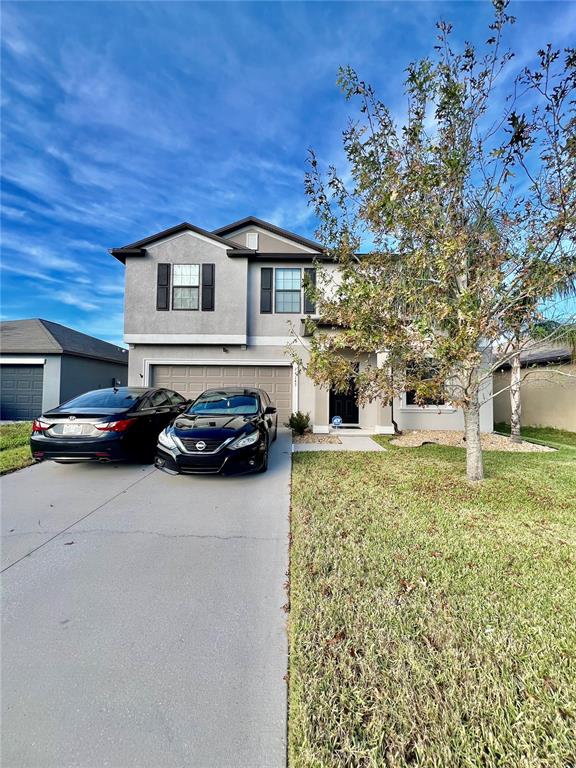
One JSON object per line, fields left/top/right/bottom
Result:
{"left": 158, "top": 429, "right": 178, "bottom": 450}
{"left": 229, "top": 430, "right": 261, "bottom": 450}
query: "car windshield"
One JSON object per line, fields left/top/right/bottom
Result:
{"left": 61, "top": 389, "right": 142, "bottom": 410}
{"left": 188, "top": 392, "right": 259, "bottom": 416}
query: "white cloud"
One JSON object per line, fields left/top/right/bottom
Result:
{"left": 48, "top": 290, "right": 99, "bottom": 311}
{"left": 0, "top": 263, "right": 60, "bottom": 284}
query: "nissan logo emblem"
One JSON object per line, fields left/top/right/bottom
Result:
{"left": 195, "top": 441, "right": 206, "bottom": 451}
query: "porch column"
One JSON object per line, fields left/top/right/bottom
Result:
{"left": 375, "top": 352, "right": 395, "bottom": 434}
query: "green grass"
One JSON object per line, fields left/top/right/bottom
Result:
{"left": 289, "top": 442, "right": 576, "bottom": 767}
{"left": 0, "top": 422, "right": 33, "bottom": 475}
{"left": 494, "top": 423, "right": 576, "bottom": 449}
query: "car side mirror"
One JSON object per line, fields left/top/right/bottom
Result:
{"left": 264, "top": 406, "right": 277, "bottom": 415}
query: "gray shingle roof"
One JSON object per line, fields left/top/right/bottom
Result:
{"left": 496, "top": 341, "right": 573, "bottom": 369}
{"left": 0, "top": 319, "right": 128, "bottom": 364}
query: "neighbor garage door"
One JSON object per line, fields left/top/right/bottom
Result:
{"left": 0, "top": 365, "right": 44, "bottom": 420}
{"left": 151, "top": 364, "right": 293, "bottom": 424}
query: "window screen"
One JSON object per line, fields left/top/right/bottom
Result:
{"left": 173, "top": 264, "right": 200, "bottom": 310}
{"left": 275, "top": 268, "right": 301, "bottom": 313}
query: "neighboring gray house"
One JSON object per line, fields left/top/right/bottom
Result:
{"left": 111, "top": 216, "right": 493, "bottom": 432}
{"left": 0, "top": 319, "right": 128, "bottom": 420}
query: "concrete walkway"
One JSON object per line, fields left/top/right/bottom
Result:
{"left": 1, "top": 431, "right": 292, "bottom": 768}
{"left": 293, "top": 435, "right": 385, "bottom": 452}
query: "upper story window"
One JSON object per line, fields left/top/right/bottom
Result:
{"left": 275, "top": 268, "right": 301, "bottom": 313}
{"left": 173, "top": 264, "right": 200, "bottom": 310}
{"left": 260, "top": 266, "right": 316, "bottom": 315}
{"left": 156, "top": 263, "right": 215, "bottom": 312}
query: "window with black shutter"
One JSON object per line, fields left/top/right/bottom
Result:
{"left": 156, "top": 263, "right": 171, "bottom": 310}
{"left": 260, "top": 267, "right": 273, "bottom": 313}
{"left": 201, "top": 263, "right": 215, "bottom": 311}
{"left": 303, "top": 267, "right": 316, "bottom": 314}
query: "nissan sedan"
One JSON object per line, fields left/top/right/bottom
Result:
{"left": 155, "top": 387, "right": 278, "bottom": 475}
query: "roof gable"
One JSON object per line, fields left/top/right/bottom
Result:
{"left": 212, "top": 216, "right": 323, "bottom": 253}
{"left": 109, "top": 222, "right": 243, "bottom": 262}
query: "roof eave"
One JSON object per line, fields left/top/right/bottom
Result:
{"left": 226, "top": 250, "right": 334, "bottom": 262}
{"left": 108, "top": 247, "right": 145, "bottom": 263}
{"left": 109, "top": 222, "right": 242, "bottom": 262}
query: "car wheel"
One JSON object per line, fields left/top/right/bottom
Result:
{"left": 257, "top": 439, "right": 269, "bottom": 473}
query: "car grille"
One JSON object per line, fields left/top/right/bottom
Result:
{"left": 179, "top": 437, "right": 227, "bottom": 454}
{"left": 179, "top": 457, "right": 227, "bottom": 474}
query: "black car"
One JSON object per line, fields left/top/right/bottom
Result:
{"left": 155, "top": 387, "right": 278, "bottom": 475}
{"left": 30, "top": 387, "right": 190, "bottom": 464}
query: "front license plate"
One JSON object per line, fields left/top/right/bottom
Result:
{"left": 63, "top": 423, "right": 83, "bottom": 435}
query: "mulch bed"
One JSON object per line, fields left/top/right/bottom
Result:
{"left": 293, "top": 434, "right": 342, "bottom": 444}
{"left": 390, "top": 430, "right": 555, "bottom": 452}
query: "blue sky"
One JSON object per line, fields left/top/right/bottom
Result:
{"left": 2, "top": 1, "right": 575, "bottom": 346}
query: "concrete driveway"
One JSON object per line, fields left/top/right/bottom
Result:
{"left": 1, "top": 431, "right": 291, "bottom": 768}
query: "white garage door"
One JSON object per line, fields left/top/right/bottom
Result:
{"left": 151, "top": 364, "right": 293, "bottom": 424}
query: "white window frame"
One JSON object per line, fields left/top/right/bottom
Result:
{"left": 400, "top": 361, "right": 456, "bottom": 411}
{"left": 246, "top": 232, "right": 259, "bottom": 250}
{"left": 399, "top": 392, "right": 456, "bottom": 412}
{"left": 274, "top": 267, "right": 302, "bottom": 314}
{"left": 172, "top": 264, "right": 200, "bottom": 311}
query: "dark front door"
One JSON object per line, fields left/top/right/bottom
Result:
{"left": 329, "top": 379, "right": 359, "bottom": 424}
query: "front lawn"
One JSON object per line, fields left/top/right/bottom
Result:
{"left": 494, "top": 423, "right": 576, "bottom": 449}
{"left": 0, "top": 422, "right": 33, "bottom": 475}
{"left": 289, "top": 443, "right": 576, "bottom": 767}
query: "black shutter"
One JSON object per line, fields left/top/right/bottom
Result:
{"left": 156, "top": 263, "right": 171, "bottom": 310}
{"left": 303, "top": 267, "right": 316, "bottom": 314}
{"left": 201, "top": 263, "right": 215, "bottom": 311}
{"left": 260, "top": 267, "right": 273, "bottom": 313}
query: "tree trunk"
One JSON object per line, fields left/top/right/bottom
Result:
{"left": 463, "top": 390, "right": 484, "bottom": 483}
{"left": 510, "top": 348, "right": 522, "bottom": 443}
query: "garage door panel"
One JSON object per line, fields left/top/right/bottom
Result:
{"left": 0, "top": 365, "right": 44, "bottom": 420}
{"left": 152, "top": 363, "right": 293, "bottom": 423}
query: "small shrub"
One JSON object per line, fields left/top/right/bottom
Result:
{"left": 286, "top": 411, "right": 311, "bottom": 435}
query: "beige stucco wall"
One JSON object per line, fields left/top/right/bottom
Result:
{"left": 227, "top": 227, "right": 320, "bottom": 254}
{"left": 493, "top": 363, "right": 576, "bottom": 431}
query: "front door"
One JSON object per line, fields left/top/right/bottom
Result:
{"left": 329, "top": 379, "right": 359, "bottom": 424}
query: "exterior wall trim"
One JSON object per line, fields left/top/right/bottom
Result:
{"left": 125, "top": 334, "right": 247, "bottom": 345}
{"left": 248, "top": 336, "right": 299, "bottom": 346}
{"left": 399, "top": 391, "right": 457, "bottom": 412}
{"left": 142, "top": 358, "right": 299, "bottom": 413}
{"left": 0, "top": 357, "right": 46, "bottom": 365}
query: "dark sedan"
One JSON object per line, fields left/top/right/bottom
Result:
{"left": 155, "top": 387, "right": 278, "bottom": 475}
{"left": 30, "top": 387, "right": 190, "bottom": 464}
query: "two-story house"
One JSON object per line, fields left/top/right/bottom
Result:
{"left": 111, "top": 216, "right": 493, "bottom": 433}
